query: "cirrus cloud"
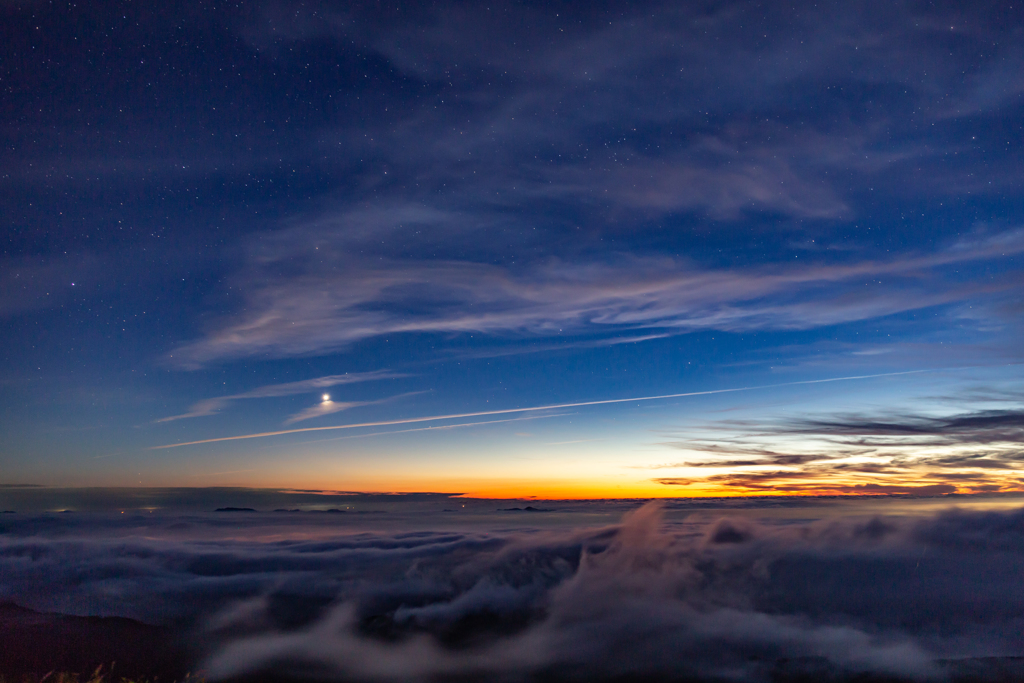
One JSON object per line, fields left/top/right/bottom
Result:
{"left": 169, "top": 227, "right": 1024, "bottom": 367}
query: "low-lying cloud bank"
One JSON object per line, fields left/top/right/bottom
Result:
{"left": 3, "top": 502, "right": 1024, "bottom": 681}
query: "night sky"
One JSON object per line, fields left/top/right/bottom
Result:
{"left": 3, "top": 0, "right": 1024, "bottom": 497}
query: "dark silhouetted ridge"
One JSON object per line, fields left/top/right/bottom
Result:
{"left": 0, "top": 601, "right": 190, "bottom": 680}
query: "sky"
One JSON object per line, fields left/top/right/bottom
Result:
{"left": 2, "top": 0, "right": 1024, "bottom": 498}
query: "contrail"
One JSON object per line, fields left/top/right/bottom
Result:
{"left": 151, "top": 368, "right": 938, "bottom": 450}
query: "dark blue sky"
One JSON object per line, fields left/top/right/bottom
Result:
{"left": 2, "top": 0, "right": 1023, "bottom": 496}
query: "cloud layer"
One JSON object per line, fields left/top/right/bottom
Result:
{"left": 4, "top": 500, "right": 1024, "bottom": 681}
{"left": 90, "top": 0, "right": 1021, "bottom": 368}
{"left": 651, "top": 399, "right": 1024, "bottom": 494}
{"left": 171, "top": 227, "right": 1024, "bottom": 366}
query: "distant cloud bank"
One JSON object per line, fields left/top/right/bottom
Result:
{"left": 2, "top": 500, "right": 1024, "bottom": 681}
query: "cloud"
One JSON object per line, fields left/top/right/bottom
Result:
{"left": 152, "top": 370, "right": 932, "bottom": 449}
{"left": 231, "top": 0, "right": 1024, "bottom": 219}
{"left": 283, "top": 400, "right": 368, "bottom": 426}
{"left": 9, "top": 501, "right": 1024, "bottom": 681}
{"left": 156, "top": 370, "right": 408, "bottom": 422}
{"left": 205, "top": 528, "right": 936, "bottom": 681}
{"left": 169, "top": 227, "right": 1024, "bottom": 366}
{"left": 542, "top": 141, "right": 850, "bottom": 221}
{"left": 16, "top": 0, "right": 1024, "bottom": 246}
{"left": 645, "top": 444, "right": 842, "bottom": 467}
{"left": 282, "top": 390, "right": 427, "bottom": 425}
{"left": 26, "top": 0, "right": 1015, "bottom": 372}
{"left": 786, "top": 408, "right": 1024, "bottom": 447}
{"left": 654, "top": 474, "right": 961, "bottom": 496}
{"left": 652, "top": 399, "right": 1024, "bottom": 495}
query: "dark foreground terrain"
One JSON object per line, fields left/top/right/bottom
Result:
{"left": 3, "top": 600, "right": 1024, "bottom": 683}
{"left": 0, "top": 602, "right": 189, "bottom": 682}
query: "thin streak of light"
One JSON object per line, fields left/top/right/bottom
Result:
{"left": 437, "top": 333, "right": 674, "bottom": 361}
{"left": 152, "top": 368, "right": 959, "bottom": 450}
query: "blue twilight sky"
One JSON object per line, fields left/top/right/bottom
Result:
{"left": 1, "top": 0, "right": 1023, "bottom": 496}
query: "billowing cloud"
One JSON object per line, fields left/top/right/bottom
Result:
{"left": 4, "top": 501, "right": 1024, "bottom": 681}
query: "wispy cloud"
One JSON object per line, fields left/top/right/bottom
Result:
{"left": 283, "top": 400, "right": 369, "bottom": 426}
{"left": 157, "top": 371, "right": 408, "bottom": 423}
{"left": 651, "top": 397, "right": 1024, "bottom": 495}
{"left": 152, "top": 369, "right": 942, "bottom": 450}
{"left": 283, "top": 390, "right": 427, "bottom": 425}
{"left": 542, "top": 144, "right": 850, "bottom": 221}
{"left": 170, "top": 228, "right": 1024, "bottom": 366}
{"left": 783, "top": 408, "right": 1024, "bottom": 448}
{"left": 100, "top": 0, "right": 1024, "bottom": 372}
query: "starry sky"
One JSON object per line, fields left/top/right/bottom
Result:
{"left": 2, "top": 0, "right": 1023, "bottom": 497}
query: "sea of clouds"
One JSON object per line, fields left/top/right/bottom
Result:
{"left": 3, "top": 498, "right": 1024, "bottom": 682}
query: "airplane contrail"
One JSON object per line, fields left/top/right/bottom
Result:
{"left": 151, "top": 368, "right": 939, "bottom": 450}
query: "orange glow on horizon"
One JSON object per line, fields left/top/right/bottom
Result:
{"left": 212, "top": 474, "right": 1023, "bottom": 500}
